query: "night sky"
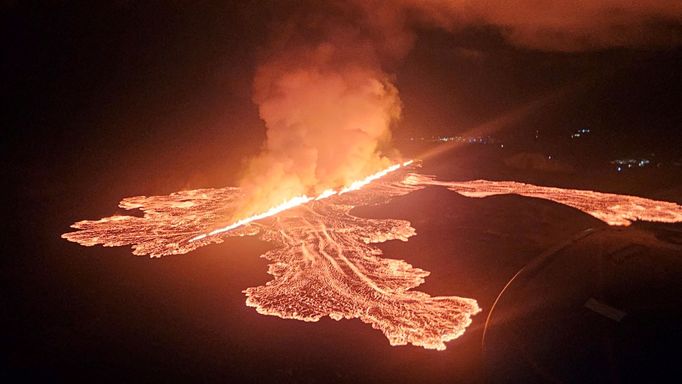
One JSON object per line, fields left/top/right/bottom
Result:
{"left": 6, "top": 2, "right": 682, "bottom": 192}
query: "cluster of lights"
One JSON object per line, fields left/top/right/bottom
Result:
{"left": 612, "top": 158, "right": 651, "bottom": 172}
{"left": 409, "top": 136, "right": 499, "bottom": 144}
{"left": 570, "top": 127, "right": 591, "bottom": 139}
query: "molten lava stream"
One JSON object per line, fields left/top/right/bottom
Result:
{"left": 62, "top": 165, "right": 682, "bottom": 350}
{"left": 190, "top": 160, "right": 414, "bottom": 242}
{"left": 62, "top": 162, "right": 481, "bottom": 350}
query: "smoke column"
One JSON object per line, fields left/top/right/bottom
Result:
{"left": 238, "top": 0, "right": 682, "bottom": 217}
{"left": 236, "top": 3, "right": 406, "bottom": 217}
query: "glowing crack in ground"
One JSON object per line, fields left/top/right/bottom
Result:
{"left": 63, "top": 167, "right": 682, "bottom": 350}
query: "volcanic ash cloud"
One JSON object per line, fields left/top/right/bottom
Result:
{"left": 238, "top": 33, "right": 402, "bottom": 218}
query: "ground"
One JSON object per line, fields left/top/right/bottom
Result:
{"left": 4, "top": 145, "right": 682, "bottom": 382}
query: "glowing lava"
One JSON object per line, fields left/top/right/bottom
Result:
{"left": 63, "top": 162, "right": 481, "bottom": 350}
{"left": 62, "top": 165, "right": 682, "bottom": 350}
{"left": 408, "top": 175, "right": 682, "bottom": 226}
{"left": 190, "top": 160, "right": 414, "bottom": 243}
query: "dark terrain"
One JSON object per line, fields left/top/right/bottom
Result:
{"left": 4, "top": 144, "right": 682, "bottom": 383}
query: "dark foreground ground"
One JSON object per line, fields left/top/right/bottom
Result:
{"left": 4, "top": 145, "right": 682, "bottom": 383}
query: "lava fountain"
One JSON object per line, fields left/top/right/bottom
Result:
{"left": 63, "top": 164, "right": 682, "bottom": 350}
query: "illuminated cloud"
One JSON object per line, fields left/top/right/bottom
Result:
{"left": 239, "top": 0, "right": 682, "bottom": 219}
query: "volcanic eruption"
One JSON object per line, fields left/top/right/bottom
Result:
{"left": 63, "top": 162, "right": 682, "bottom": 350}
{"left": 61, "top": 0, "right": 682, "bottom": 350}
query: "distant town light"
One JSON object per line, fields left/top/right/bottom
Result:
{"left": 610, "top": 158, "right": 651, "bottom": 170}
{"left": 407, "top": 135, "right": 500, "bottom": 146}
{"left": 571, "top": 127, "right": 591, "bottom": 139}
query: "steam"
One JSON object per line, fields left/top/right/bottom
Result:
{"left": 237, "top": 0, "right": 682, "bottom": 217}
{"left": 237, "top": 4, "right": 405, "bottom": 216}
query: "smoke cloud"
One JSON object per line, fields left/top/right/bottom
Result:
{"left": 398, "top": 0, "right": 682, "bottom": 51}
{"left": 237, "top": 3, "right": 406, "bottom": 216}
{"left": 237, "top": 0, "right": 682, "bottom": 217}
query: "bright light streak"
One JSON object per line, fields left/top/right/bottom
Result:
{"left": 315, "top": 189, "right": 337, "bottom": 200}
{"left": 192, "top": 195, "right": 314, "bottom": 241}
{"left": 189, "top": 161, "right": 412, "bottom": 242}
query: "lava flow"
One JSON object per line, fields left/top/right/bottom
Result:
{"left": 62, "top": 165, "right": 682, "bottom": 350}
{"left": 407, "top": 175, "right": 682, "bottom": 226}
{"left": 189, "top": 161, "right": 413, "bottom": 243}
{"left": 63, "top": 162, "right": 480, "bottom": 350}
